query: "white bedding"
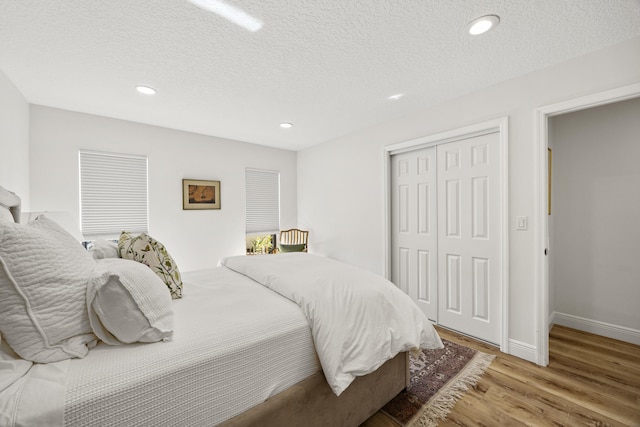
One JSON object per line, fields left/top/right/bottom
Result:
{"left": 1, "top": 253, "right": 443, "bottom": 426}
{"left": 220, "top": 253, "right": 443, "bottom": 396}
{"left": 2, "top": 266, "right": 319, "bottom": 427}
{"left": 0, "top": 335, "right": 67, "bottom": 427}
{"left": 64, "top": 267, "right": 319, "bottom": 426}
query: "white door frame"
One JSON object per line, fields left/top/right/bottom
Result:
{"left": 383, "top": 117, "right": 509, "bottom": 352}
{"left": 534, "top": 82, "right": 640, "bottom": 366}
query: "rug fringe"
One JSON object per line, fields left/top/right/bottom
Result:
{"left": 407, "top": 351, "right": 495, "bottom": 427}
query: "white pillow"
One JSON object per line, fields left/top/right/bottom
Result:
{"left": 88, "top": 239, "right": 120, "bottom": 259}
{"left": 0, "top": 185, "right": 20, "bottom": 223}
{"left": 0, "top": 217, "right": 97, "bottom": 363}
{"left": 87, "top": 258, "right": 173, "bottom": 345}
{"left": 0, "top": 206, "right": 14, "bottom": 222}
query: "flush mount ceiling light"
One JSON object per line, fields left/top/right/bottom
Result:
{"left": 280, "top": 122, "right": 293, "bottom": 129}
{"left": 466, "top": 15, "right": 500, "bottom": 35}
{"left": 189, "top": 0, "right": 263, "bottom": 32}
{"left": 135, "top": 85, "right": 156, "bottom": 95}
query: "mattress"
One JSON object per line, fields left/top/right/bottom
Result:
{"left": 64, "top": 266, "right": 319, "bottom": 426}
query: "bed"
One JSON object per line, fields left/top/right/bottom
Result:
{"left": 0, "top": 186, "right": 443, "bottom": 427}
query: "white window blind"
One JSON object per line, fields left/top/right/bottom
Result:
{"left": 79, "top": 150, "right": 148, "bottom": 239}
{"left": 245, "top": 168, "right": 280, "bottom": 234}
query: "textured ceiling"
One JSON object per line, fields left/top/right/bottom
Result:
{"left": 1, "top": 0, "right": 639, "bottom": 151}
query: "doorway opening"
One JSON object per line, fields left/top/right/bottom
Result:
{"left": 534, "top": 82, "right": 640, "bottom": 366}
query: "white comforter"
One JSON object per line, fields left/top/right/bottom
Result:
{"left": 220, "top": 253, "right": 443, "bottom": 396}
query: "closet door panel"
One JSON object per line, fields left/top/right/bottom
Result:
{"left": 437, "top": 132, "right": 501, "bottom": 344}
{"left": 391, "top": 147, "right": 438, "bottom": 321}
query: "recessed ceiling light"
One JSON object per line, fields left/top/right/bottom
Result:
{"left": 466, "top": 15, "right": 500, "bottom": 36}
{"left": 388, "top": 93, "right": 404, "bottom": 101}
{"left": 280, "top": 122, "right": 293, "bottom": 129}
{"left": 189, "top": 0, "right": 263, "bottom": 32}
{"left": 135, "top": 85, "right": 156, "bottom": 95}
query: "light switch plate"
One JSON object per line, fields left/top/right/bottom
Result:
{"left": 516, "top": 216, "right": 528, "bottom": 230}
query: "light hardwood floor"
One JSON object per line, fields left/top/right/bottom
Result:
{"left": 364, "top": 325, "right": 640, "bottom": 426}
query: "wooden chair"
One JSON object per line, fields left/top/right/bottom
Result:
{"left": 278, "top": 228, "right": 309, "bottom": 252}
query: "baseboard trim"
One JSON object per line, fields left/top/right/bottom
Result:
{"left": 548, "top": 311, "right": 556, "bottom": 330}
{"left": 552, "top": 312, "right": 640, "bottom": 345}
{"left": 508, "top": 339, "right": 537, "bottom": 363}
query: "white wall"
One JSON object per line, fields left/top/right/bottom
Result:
{"left": 298, "top": 36, "right": 640, "bottom": 352}
{"left": 0, "top": 68, "right": 30, "bottom": 208}
{"left": 29, "top": 105, "right": 297, "bottom": 272}
{"left": 549, "top": 97, "right": 640, "bottom": 332}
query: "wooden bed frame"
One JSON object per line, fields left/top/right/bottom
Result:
{"left": 220, "top": 352, "right": 408, "bottom": 427}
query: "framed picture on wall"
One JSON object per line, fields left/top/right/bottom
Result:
{"left": 548, "top": 148, "right": 552, "bottom": 215}
{"left": 182, "top": 179, "right": 221, "bottom": 210}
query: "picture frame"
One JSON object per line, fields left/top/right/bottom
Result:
{"left": 548, "top": 147, "right": 552, "bottom": 215}
{"left": 182, "top": 179, "right": 221, "bottom": 210}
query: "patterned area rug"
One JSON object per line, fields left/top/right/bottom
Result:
{"left": 381, "top": 339, "right": 495, "bottom": 427}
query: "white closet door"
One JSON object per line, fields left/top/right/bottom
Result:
{"left": 437, "top": 132, "right": 501, "bottom": 344}
{"left": 390, "top": 147, "right": 438, "bottom": 321}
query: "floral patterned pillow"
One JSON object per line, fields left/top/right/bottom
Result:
{"left": 118, "top": 232, "right": 183, "bottom": 299}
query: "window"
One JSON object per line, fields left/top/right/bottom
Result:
{"left": 79, "top": 150, "right": 148, "bottom": 240}
{"left": 245, "top": 168, "right": 280, "bottom": 234}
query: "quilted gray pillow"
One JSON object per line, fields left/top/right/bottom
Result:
{"left": 0, "top": 216, "right": 97, "bottom": 363}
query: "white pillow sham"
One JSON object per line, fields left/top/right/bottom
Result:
{"left": 0, "top": 185, "right": 20, "bottom": 223}
{"left": 87, "top": 258, "right": 174, "bottom": 345}
{"left": 0, "top": 206, "right": 14, "bottom": 222}
{"left": 0, "top": 216, "right": 97, "bottom": 363}
{"left": 88, "top": 239, "right": 120, "bottom": 259}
